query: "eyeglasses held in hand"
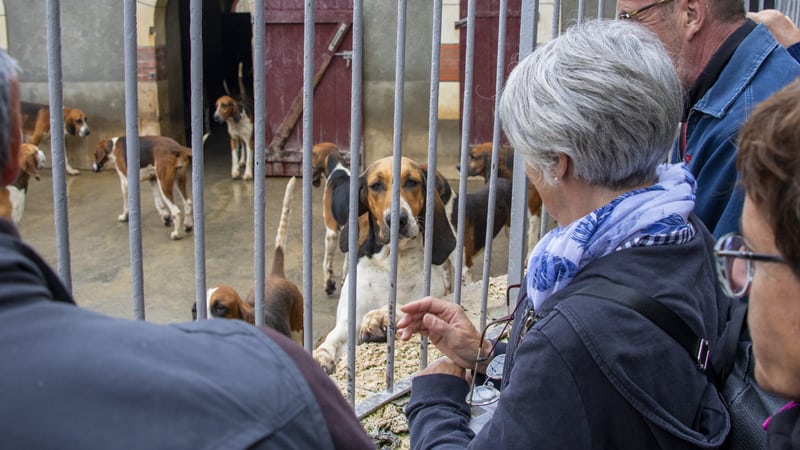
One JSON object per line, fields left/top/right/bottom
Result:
{"left": 713, "top": 232, "right": 785, "bottom": 298}
{"left": 467, "top": 284, "right": 532, "bottom": 407}
{"left": 618, "top": 0, "right": 674, "bottom": 20}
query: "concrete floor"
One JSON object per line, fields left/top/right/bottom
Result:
{"left": 17, "top": 130, "right": 509, "bottom": 343}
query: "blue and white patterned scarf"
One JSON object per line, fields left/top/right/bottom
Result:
{"left": 526, "top": 163, "right": 697, "bottom": 311}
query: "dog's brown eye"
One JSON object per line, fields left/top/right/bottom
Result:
{"left": 370, "top": 181, "right": 385, "bottom": 192}
{"left": 404, "top": 179, "right": 419, "bottom": 190}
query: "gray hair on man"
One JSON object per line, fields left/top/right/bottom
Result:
{"left": 0, "top": 50, "right": 19, "bottom": 175}
{"left": 499, "top": 19, "right": 682, "bottom": 190}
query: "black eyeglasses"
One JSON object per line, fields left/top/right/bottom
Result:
{"left": 467, "top": 284, "right": 532, "bottom": 407}
{"left": 714, "top": 233, "right": 785, "bottom": 298}
{"left": 618, "top": 0, "right": 674, "bottom": 20}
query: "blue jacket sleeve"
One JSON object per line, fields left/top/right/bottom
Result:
{"left": 405, "top": 324, "right": 591, "bottom": 449}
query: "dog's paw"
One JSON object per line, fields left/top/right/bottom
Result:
{"left": 231, "top": 169, "right": 241, "bottom": 179}
{"left": 359, "top": 309, "right": 389, "bottom": 344}
{"left": 325, "top": 279, "right": 337, "bottom": 296}
{"left": 161, "top": 215, "right": 173, "bottom": 227}
{"left": 66, "top": 167, "right": 80, "bottom": 176}
{"left": 313, "top": 348, "right": 337, "bottom": 375}
{"left": 170, "top": 230, "right": 183, "bottom": 240}
{"left": 184, "top": 225, "right": 193, "bottom": 233}
{"left": 118, "top": 213, "right": 129, "bottom": 222}
{"left": 243, "top": 172, "right": 253, "bottom": 181}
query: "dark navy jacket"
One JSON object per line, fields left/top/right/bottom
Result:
{"left": 406, "top": 216, "right": 733, "bottom": 449}
{"left": 0, "top": 218, "right": 374, "bottom": 450}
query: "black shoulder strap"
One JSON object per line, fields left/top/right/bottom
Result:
{"left": 573, "top": 279, "right": 723, "bottom": 386}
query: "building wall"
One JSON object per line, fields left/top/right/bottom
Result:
{"left": 7, "top": 1, "right": 127, "bottom": 170}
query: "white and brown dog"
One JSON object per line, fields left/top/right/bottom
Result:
{"left": 1, "top": 143, "right": 46, "bottom": 225}
{"left": 313, "top": 156, "right": 456, "bottom": 374}
{"left": 460, "top": 141, "right": 543, "bottom": 252}
{"left": 92, "top": 135, "right": 193, "bottom": 240}
{"left": 200, "top": 177, "right": 304, "bottom": 344}
{"left": 213, "top": 95, "right": 254, "bottom": 181}
{"left": 21, "top": 101, "right": 90, "bottom": 176}
{"left": 311, "top": 142, "right": 351, "bottom": 296}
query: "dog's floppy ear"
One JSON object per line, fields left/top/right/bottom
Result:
{"left": 65, "top": 120, "right": 76, "bottom": 136}
{"left": 357, "top": 169, "right": 370, "bottom": 216}
{"left": 233, "top": 102, "right": 242, "bottom": 123}
{"left": 21, "top": 153, "right": 40, "bottom": 181}
{"left": 428, "top": 191, "right": 456, "bottom": 265}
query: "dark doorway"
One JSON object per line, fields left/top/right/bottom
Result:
{"left": 178, "top": 0, "right": 253, "bottom": 144}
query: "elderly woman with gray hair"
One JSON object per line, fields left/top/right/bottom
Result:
{"left": 397, "top": 19, "right": 733, "bottom": 449}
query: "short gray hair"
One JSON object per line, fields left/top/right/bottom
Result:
{"left": 499, "top": 19, "right": 682, "bottom": 189}
{"left": 0, "top": 50, "right": 19, "bottom": 175}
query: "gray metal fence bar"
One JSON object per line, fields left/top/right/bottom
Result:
{"left": 599, "top": 0, "right": 607, "bottom": 18}
{"left": 302, "top": 0, "right": 316, "bottom": 352}
{"left": 45, "top": 0, "right": 72, "bottom": 291}
{"left": 346, "top": 0, "right": 365, "bottom": 408}
{"left": 454, "top": 0, "right": 477, "bottom": 306}
{"left": 386, "top": 0, "right": 409, "bottom": 393}
{"left": 124, "top": 0, "right": 144, "bottom": 320}
{"left": 420, "top": 0, "right": 444, "bottom": 370}
{"left": 578, "top": 0, "right": 587, "bottom": 22}
{"left": 191, "top": 0, "right": 207, "bottom": 320}
{"left": 507, "top": 0, "right": 537, "bottom": 289}
{"left": 480, "top": 0, "right": 509, "bottom": 331}
{"left": 253, "top": 0, "right": 267, "bottom": 327}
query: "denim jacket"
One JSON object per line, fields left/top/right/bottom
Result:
{"left": 673, "top": 24, "right": 800, "bottom": 238}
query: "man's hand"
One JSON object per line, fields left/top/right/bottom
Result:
{"left": 748, "top": 9, "right": 800, "bottom": 48}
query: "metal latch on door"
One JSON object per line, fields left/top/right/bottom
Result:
{"left": 334, "top": 51, "right": 353, "bottom": 68}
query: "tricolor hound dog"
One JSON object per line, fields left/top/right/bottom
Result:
{"left": 92, "top": 135, "right": 193, "bottom": 240}
{"left": 0, "top": 143, "right": 46, "bottom": 225}
{"left": 311, "top": 142, "right": 351, "bottom": 295}
{"left": 313, "top": 156, "right": 456, "bottom": 374}
{"left": 213, "top": 95, "right": 254, "bottom": 181}
{"left": 198, "top": 177, "right": 304, "bottom": 344}
{"left": 460, "top": 141, "right": 543, "bottom": 253}
{"left": 20, "top": 101, "right": 90, "bottom": 176}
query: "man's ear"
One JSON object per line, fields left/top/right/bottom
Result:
{"left": 685, "top": 0, "right": 706, "bottom": 40}
{"left": 1, "top": 77, "right": 21, "bottom": 186}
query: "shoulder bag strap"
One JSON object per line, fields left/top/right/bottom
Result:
{"left": 572, "top": 279, "right": 722, "bottom": 386}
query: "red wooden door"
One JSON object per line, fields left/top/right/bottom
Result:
{"left": 261, "top": 0, "right": 355, "bottom": 176}
{"left": 459, "top": 1, "right": 521, "bottom": 146}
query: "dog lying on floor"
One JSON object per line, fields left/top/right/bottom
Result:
{"left": 92, "top": 135, "right": 193, "bottom": 240}
{"left": 313, "top": 156, "right": 456, "bottom": 374}
{"left": 1, "top": 143, "right": 46, "bottom": 225}
{"left": 310, "top": 142, "right": 351, "bottom": 295}
{"left": 197, "top": 177, "right": 304, "bottom": 345}
{"left": 21, "top": 101, "right": 90, "bottom": 176}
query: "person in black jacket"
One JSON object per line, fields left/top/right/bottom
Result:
{"left": 733, "top": 78, "right": 800, "bottom": 449}
{"left": 397, "top": 20, "right": 733, "bottom": 449}
{"left": 0, "top": 49, "right": 374, "bottom": 450}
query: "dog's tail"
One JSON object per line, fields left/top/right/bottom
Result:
{"left": 271, "top": 176, "right": 296, "bottom": 277}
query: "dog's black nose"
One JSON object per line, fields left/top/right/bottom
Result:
{"left": 386, "top": 211, "right": 409, "bottom": 230}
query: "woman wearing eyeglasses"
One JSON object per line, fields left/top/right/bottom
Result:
{"left": 731, "top": 78, "right": 800, "bottom": 449}
{"left": 397, "top": 19, "right": 733, "bottom": 449}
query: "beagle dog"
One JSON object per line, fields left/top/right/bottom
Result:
{"left": 213, "top": 95, "right": 254, "bottom": 181}
{"left": 20, "top": 101, "right": 90, "bottom": 176}
{"left": 312, "top": 156, "right": 456, "bottom": 374}
{"left": 1, "top": 143, "right": 46, "bottom": 225}
{"left": 458, "top": 141, "right": 543, "bottom": 253}
{"left": 92, "top": 135, "right": 193, "bottom": 240}
{"left": 311, "top": 142, "right": 351, "bottom": 295}
{"left": 449, "top": 177, "right": 513, "bottom": 285}
{"left": 199, "top": 177, "right": 304, "bottom": 344}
